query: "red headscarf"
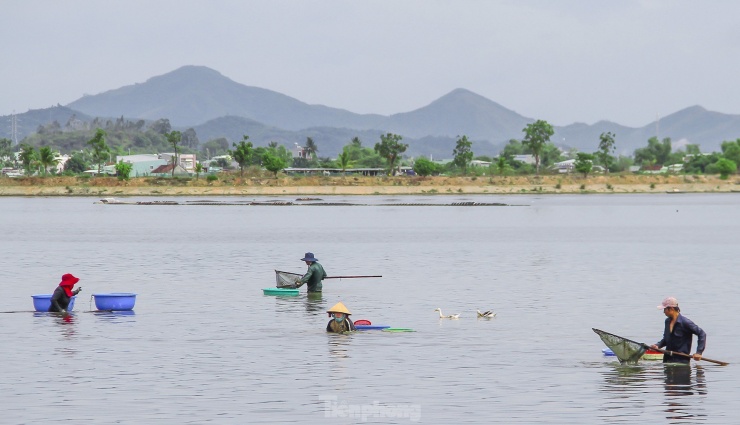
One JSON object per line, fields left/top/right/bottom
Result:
{"left": 59, "top": 273, "right": 80, "bottom": 297}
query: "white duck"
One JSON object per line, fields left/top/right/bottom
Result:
{"left": 477, "top": 310, "right": 496, "bottom": 318}
{"left": 434, "top": 308, "right": 460, "bottom": 319}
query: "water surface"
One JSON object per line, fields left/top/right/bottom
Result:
{"left": 1, "top": 194, "right": 738, "bottom": 423}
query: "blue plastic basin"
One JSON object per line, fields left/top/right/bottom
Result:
{"left": 32, "top": 295, "right": 76, "bottom": 312}
{"left": 93, "top": 293, "right": 137, "bottom": 311}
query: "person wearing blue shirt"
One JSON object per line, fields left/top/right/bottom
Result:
{"left": 651, "top": 296, "right": 706, "bottom": 364}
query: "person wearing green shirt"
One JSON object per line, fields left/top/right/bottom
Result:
{"left": 295, "top": 252, "right": 326, "bottom": 293}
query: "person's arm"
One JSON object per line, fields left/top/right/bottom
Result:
{"left": 685, "top": 318, "right": 706, "bottom": 356}
{"left": 651, "top": 335, "right": 666, "bottom": 350}
{"left": 73, "top": 287, "right": 82, "bottom": 296}
{"left": 299, "top": 266, "right": 315, "bottom": 284}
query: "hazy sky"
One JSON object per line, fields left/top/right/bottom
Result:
{"left": 3, "top": 0, "right": 739, "bottom": 127}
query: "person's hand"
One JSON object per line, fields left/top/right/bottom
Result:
{"left": 60, "top": 309, "right": 67, "bottom": 314}
{"left": 693, "top": 353, "right": 703, "bottom": 361}
{"left": 649, "top": 344, "right": 658, "bottom": 350}
{"left": 74, "top": 287, "right": 82, "bottom": 295}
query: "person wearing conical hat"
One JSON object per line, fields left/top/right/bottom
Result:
{"left": 49, "top": 273, "right": 82, "bottom": 313}
{"left": 326, "top": 302, "right": 356, "bottom": 333}
{"left": 294, "top": 252, "right": 327, "bottom": 293}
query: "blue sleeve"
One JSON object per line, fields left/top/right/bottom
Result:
{"left": 685, "top": 317, "right": 707, "bottom": 354}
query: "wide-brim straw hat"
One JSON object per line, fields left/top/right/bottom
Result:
{"left": 327, "top": 301, "right": 351, "bottom": 315}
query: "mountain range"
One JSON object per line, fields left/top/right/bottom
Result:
{"left": 3, "top": 65, "right": 740, "bottom": 158}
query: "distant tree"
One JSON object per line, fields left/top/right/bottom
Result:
{"left": 336, "top": 151, "right": 354, "bottom": 175}
{"left": 0, "top": 138, "right": 12, "bottom": 165}
{"left": 611, "top": 155, "right": 634, "bottom": 173}
{"left": 215, "top": 157, "right": 230, "bottom": 169}
{"left": 195, "top": 162, "right": 203, "bottom": 179}
{"left": 452, "top": 135, "right": 474, "bottom": 175}
{"left": 341, "top": 137, "right": 383, "bottom": 168}
{"left": 684, "top": 152, "right": 720, "bottom": 174}
{"left": 261, "top": 152, "right": 287, "bottom": 177}
{"left": 115, "top": 160, "right": 133, "bottom": 180}
{"left": 539, "top": 143, "right": 564, "bottom": 169}
{"left": 501, "top": 139, "right": 524, "bottom": 158}
{"left": 149, "top": 118, "right": 172, "bottom": 135}
{"left": 634, "top": 137, "right": 672, "bottom": 166}
{"left": 685, "top": 144, "right": 702, "bottom": 156}
{"left": 38, "top": 146, "right": 59, "bottom": 175}
{"left": 597, "top": 132, "right": 616, "bottom": 173}
{"left": 574, "top": 152, "right": 594, "bottom": 177}
{"left": 493, "top": 156, "right": 513, "bottom": 176}
{"left": 715, "top": 158, "right": 737, "bottom": 179}
{"left": 292, "top": 157, "right": 310, "bottom": 168}
{"left": 230, "top": 135, "right": 254, "bottom": 177}
{"left": 166, "top": 130, "right": 182, "bottom": 177}
{"left": 304, "top": 137, "right": 318, "bottom": 159}
{"left": 721, "top": 139, "right": 740, "bottom": 166}
{"left": 201, "top": 138, "right": 230, "bottom": 158}
{"left": 18, "top": 144, "right": 37, "bottom": 174}
{"left": 522, "top": 120, "right": 554, "bottom": 175}
{"left": 374, "top": 133, "right": 408, "bottom": 176}
{"left": 87, "top": 129, "right": 110, "bottom": 174}
{"left": 64, "top": 151, "right": 88, "bottom": 173}
{"left": 413, "top": 157, "right": 440, "bottom": 176}
{"left": 181, "top": 128, "right": 199, "bottom": 149}
{"left": 270, "top": 144, "right": 294, "bottom": 165}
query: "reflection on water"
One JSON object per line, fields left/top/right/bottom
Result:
{"left": 327, "top": 333, "right": 352, "bottom": 360}
{"left": 663, "top": 365, "right": 707, "bottom": 422}
{"left": 91, "top": 310, "right": 137, "bottom": 323}
{"left": 599, "top": 362, "right": 708, "bottom": 423}
{"left": 305, "top": 292, "right": 326, "bottom": 315}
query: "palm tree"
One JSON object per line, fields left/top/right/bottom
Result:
{"left": 38, "top": 146, "right": 59, "bottom": 175}
{"left": 336, "top": 151, "right": 354, "bottom": 175}
{"left": 304, "top": 137, "right": 318, "bottom": 159}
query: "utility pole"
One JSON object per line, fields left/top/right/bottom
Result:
{"left": 10, "top": 111, "right": 19, "bottom": 145}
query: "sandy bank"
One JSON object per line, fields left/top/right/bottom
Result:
{"left": 1, "top": 174, "right": 738, "bottom": 196}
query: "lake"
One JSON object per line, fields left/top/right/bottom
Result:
{"left": 1, "top": 193, "right": 738, "bottom": 424}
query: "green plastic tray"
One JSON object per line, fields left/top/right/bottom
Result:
{"left": 382, "top": 328, "right": 415, "bottom": 333}
{"left": 262, "top": 288, "right": 299, "bottom": 296}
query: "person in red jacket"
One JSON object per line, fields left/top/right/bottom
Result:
{"left": 49, "top": 273, "right": 82, "bottom": 313}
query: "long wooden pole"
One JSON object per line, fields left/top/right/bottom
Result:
{"left": 325, "top": 275, "right": 382, "bottom": 279}
{"left": 645, "top": 345, "right": 728, "bottom": 366}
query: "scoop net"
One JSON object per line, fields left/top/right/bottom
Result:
{"left": 275, "top": 270, "right": 302, "bottom": 289}
{"left": 592, "top": 328, "right": 647, "bottom": 364}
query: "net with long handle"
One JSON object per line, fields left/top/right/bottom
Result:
{"left": 275, "top": 270, "right": 302, "bottom": 288}
{"left": 592, "top": 328, "right": 647, "bottom": 364}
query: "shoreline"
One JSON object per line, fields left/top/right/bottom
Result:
{"left": 1, "top": 174, "right": 738, "bottom": 196}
